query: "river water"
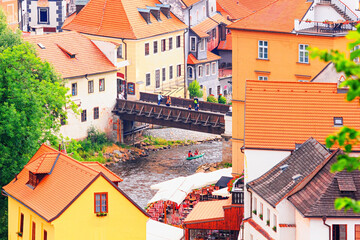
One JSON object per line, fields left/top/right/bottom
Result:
{"left": 108, "top": 141, "right": 223, "bottom": 208}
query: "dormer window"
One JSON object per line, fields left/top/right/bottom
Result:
{"left": 138, "top": 8, "right": 151, "bottom": 24}
{"left": 334, "top": 117, "right": 343, "bottom": 126}
{"left": 156, "top": 4, "right": 171, "bottom": 19}
{"left": 147, "top": 6, "right": 161, "bottom": 21}
{"left": 27, "top": 172, "right": 46, "bottom": 189}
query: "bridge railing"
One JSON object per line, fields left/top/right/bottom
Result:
{"left": 114, "top": 99, "right": 225, "bottom": 134}
{"left": 139, "top": 92, "right": 230, "bottom": 114}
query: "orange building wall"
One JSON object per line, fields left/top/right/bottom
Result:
{"left": 231, "top": 29, "right": 350, "bottom": 175}
{"left": 0, "top": 0, "right": 18, "bottom": 30}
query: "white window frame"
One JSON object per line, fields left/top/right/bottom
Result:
{"left": 145, "top": 42, "right": 150, "bottom": 56}
{"left": 161, "top": 38, "right": 166, "bottom": 52}
{"left": 254, "top": 197, "right": 257, "bottom": 213}
{"left": 258, "top": 76, "right": 268, "bottom": 81}
{"left": 205, "top": 63, "right": 210, "bottom": 76}
{"left": 198, "top": 65, "right": 204, "bottom": 78}
{"left": 88, "top": 80, "right": 94, "bottom": 93}
{"left": 190, "top": 37, "right": 197, "bottom": 52}
{"left": 211, "top": 62, "right": 216, "bottom": 75}
{"left": 155, "top": 68, "right": 160, "bottom": 89}
{"left": 169, "top": 65, "right": 173, "bottom": 80}
{"left": 200, "top": 38, "right": 205, "bottom": 51}
{"left": 176, "top": 35, "right": 181, "bottom": 48}
{"left": 258, "top": 40, "right": 268, "bottom": 59}
{"left": 146, "top": 72, "right": 151, "bottom": 86}
{"left": 162, "top": 67, "right": 166, "bottom": 82}
{"left": 188, "top": 66, "right": 194, "bottom": 80}
{"left": 153, "top": 40, "right": 158, "bottom": 54}
{"left": 299, "top": 44, "right": 309, "bottom": 63}
{"left": 168, "top": 37, "right": 173, "bottom": 50}
{"left": 99, "top": 78, "right": 105, "bottom": 92}
{"left": 38, "top": 7, "right": 49, "bottom": 24}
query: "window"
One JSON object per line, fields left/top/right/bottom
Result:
{"left": 169, "top": 66, "right": 173, "bottom": 80}
{"left": 153, "top": 41, "right": 158, "bottom": 54}
{"left": 71, "top": 83, "right": 77, "bottom": 96}
{"left": 190, "top": 37, "right": 197, "bottom": 51}
{"left": 209, "top": 88, "right": 212, "bottom": 95}
{"left": 162, "top": 67, "right": 166, "bottom": 81}
{"left": 355, "top": 225, "right": 360, "bottom": 240}
{"left": 253, "top": 197, "right": 257, "bottom": 213}
{"left": 177, "top": 64, "right": 181, "bottom": 77}
{"left": 169, "top": 37, "right": 173, "bottom": 50}
{"left": 88, "top": 80, "right": 94, "bottom": 93}
{"left": 19, "top": 213, "right": 24, "bottom": 234}
{"left": 188, "top": 67, "right": 194, "bottom": 79}
{"left": 205, "top": 63, "right": 210, "bottom": 76}
{"left": 117, "top": 44, "right": 123, "bottom": 58}
{"left": 32, "top": 222, "right": 36, "bottom": 240}
{"left": 146, "top": 73, "right": 151, "bottom": 86}
{"left": 81, "top": 110, "right": 87, "bottom": 122}
{"left": 99, "top": 79, "right": 105, "bottom": 91}
{"left": 155, "top": 69, "right": 160, "bottom": 88}
{"left": 217, "top": 85, "right": 220, "bottom": 95}
{"left": 334, "top": 117, "right": 343, "bottom": 126}
{"left": 161, "top": 39, "right": 166, "bottom": 52}
{"left": 260, "top": 202, "right": 263, "bottom": 218}
{"left": 200, "top": 38, "right": 205, "bottom": 51}
{"left": 94, "top": 107, "right": 99, "bottom": 119}
{"left": 145, "top": 43, "right": 149, "bottom": 56}
{"left": 352, "top": 45, "right": 360, "bottom": 63}
{"left": 127, "top": 82, "right": 135, "bottom": 95}
{"left": 44, "top": 230, "right": 47, "bottom": 240}
{"left": 38, "top": 8, "right": 49, "bottom": 24}
{"left": 198, "top": 65, "right": 203, "bottom": 78}
{"left": 258, "top": 76, "right": 268, "bottom": 81}
{"left": 211, "top": 62, "right": 216, "bottom": 75}
{"left": 212, "top": 28, "right": 216, "bottom": 40}
{"left": 258, "top": 40, "right": 268, "bottom": 59}
{"left": 203, "top": 6, "right": 205, "bottom": 16}
{"left": 176, "top": 35, "right": 181, "bottom": 48}
{"left": 299, "top": 44, "right": 309, "bottom": 63}
{"left": 273, "top": 214, "right": 277, "bottom": 228}
{"left": 333, "top": 225, "right": 347, "bottom": 240}
{"left": 94, "top": 192, "right": 108, "bottom": 213}
{"left": 267, "top": 208, "right": 270, "bottom": 224}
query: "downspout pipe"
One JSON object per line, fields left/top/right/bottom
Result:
{"left": 184, "top": 5, "right": 193, "bottom": 98}
{"left": 322, "top": 216, "right": 331, "bottom": 240}
{"left": 247, "top": 187, "right": 252, "bottom": 218}
{"left": 119, "top": 38, "right": 128, "bottom": 99}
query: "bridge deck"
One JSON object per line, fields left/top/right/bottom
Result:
{"left": 140, "top": 92, "right": 230, "bottom": 114}
{"left": 113, "top": 99, "right": 225, "bottom": 135}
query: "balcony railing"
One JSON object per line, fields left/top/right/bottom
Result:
{"left": 295, "top": 19, "right": 356, "bottom": 34}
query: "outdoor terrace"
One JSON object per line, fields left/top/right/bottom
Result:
{"left": 294, "top": 19, "right": 356, "bottom": 35}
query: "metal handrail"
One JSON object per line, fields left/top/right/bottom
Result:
{"left": 331, "top": 0, "right": 359, "bottom": 21}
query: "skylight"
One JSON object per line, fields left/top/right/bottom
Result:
{"left": 334, "top": 117, "right": 343, "bottom": 127}
{"left": 138, "top": 8, "right": 151, "bottom": 24}
{"left": 147, "top": 6, "right": 161, "bottom": 21}
{"left": 37, "top": 43, "right": 45, "bottom": 49}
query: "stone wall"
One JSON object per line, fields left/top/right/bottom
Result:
{"left": 222, "top": 134, "right": 232, "bottom": 163}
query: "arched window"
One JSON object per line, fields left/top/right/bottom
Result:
{"left": 188, "top": 67, "right": 194, "bottom": 79}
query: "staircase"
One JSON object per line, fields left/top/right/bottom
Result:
{"left": 329, "top": 0, "right": 359, "bottom": 22}
{"left": 331, "top": 4, "right": 352, "bottom": 21}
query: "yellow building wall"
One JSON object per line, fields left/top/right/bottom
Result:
{"left": 0, "top": 0, "right": 18, "bottom": 30}
{"left": 52, "top": 176, "right": 148, "bottom": 240}
{"left": 8, "top": 197, "right": 55, "bottom": 240}
{"left": 231, "top": 29, "right": 350, "bottom": 175}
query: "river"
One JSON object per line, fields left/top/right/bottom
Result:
{"left": 108, "top": 141, "right": 223, "bottom": 208}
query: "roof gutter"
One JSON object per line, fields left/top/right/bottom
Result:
{"left": 322, "top": 216, "right": 331, "bottom": 240}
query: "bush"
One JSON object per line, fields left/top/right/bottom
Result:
{"left": 207, "top": 95, "right": 218, "bottom": 103}
{"left": 188, "top": 80, "right": 203, "bottom": 98}
{"left": 218, "top": 95, "right": 227, "bottom": 104}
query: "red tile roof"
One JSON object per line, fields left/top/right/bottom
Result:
{"left": 184, "top": 199, "right": 230, "bottom": 223}
{"left": 244, "top": 218, "right": 275, "bottom": 240}
{"left": 187, "top": 51, "right": 221, "bottom": 65}
{"left": 191, "top": 13, "right": 231, "bottom": 38}
{"left": 216, "top": 0, "right": 252, "bottom": 20}
{"left": 25, "top": 31, "right": 116, "bottom": 79}
{"left": 181, "top": 0, "right": 202, "bottom": 7}
{"left": 26, "top": 153, "right": 59, "bottom": 174}
{"left": 218, "top": 33, "right": 232, "bottom": 50}
{"left": 62, "top": 0, "right": 187, "bottom": 39}
{"left": 245, "top": 81, "right": 360, "bottom": 151}
{"left": 3, "top": 144, "right": 147, "bottom": 222}
{"left": 82, "top": 162, "right": 123, "bottom": 183}
{"left": 228, "top": 0, "right": 311, "bottom": 33}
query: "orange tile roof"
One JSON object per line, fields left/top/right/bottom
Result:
{"left": 228, "top": 0, "right": 311, "bottom": 33}
{"left": 181, "top": 0, "right": 202, "bottom": 7}
{"left": 62, "top": 0, "right": 187, "bottom": 39}
{"left": 26, "top": 153, "right": 59, "bottom": 174}
{"left": 184, "top": 199, "right": 230, "bottom": 223}
{"left": 245, "top": 81, "right": 360, "bottom": 151}
{"left": 191, "top": 14, "right": 231, "bottom": 38}
{"left": 216, "top": 0, "right": 252, "bottom": 20}
{"left": 218, "top": 33, "right": 232, "bottom": 50}
{"left": 25, "top": 31, "right": 116, "bottom": 79}
{"left": 3, "top": 145, "right": 146, "bottom": 222}
{"left": 187, "top": 51, "right": 221, "bottom": 65}
{"left": 82, "top": 162, "right": 123, "bottom": 183}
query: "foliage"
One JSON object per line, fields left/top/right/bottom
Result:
{"left": 188, "top": 80, "right": 203, "bottom": 98}
{"left": 310, "top": 25, "right": 360, "bottom": 213}
{"left": 252, "top": 210, "right": 257, "bottom": 215}
{"left": 0, "top": 10, "right": 75, "bottom": 240}
{"left": 259, "top": 214, "right": 263, "bottom": 220}
{"left": 218, "top": 95, "right": 227, "bottom": 104}
{"left": 227, "top": 173, "right": 244, "bottom": 192}
{"left": 207, "top": 94, "right": 218, "bottom": 103}
{"left": 272, "top": 226, "right": 277, "bottom": 232}
{"left": 143, "top": 135, "right": 193, "bottom": 147}
{"left": 266, "top": 220, "right": 270, "bottom": 226}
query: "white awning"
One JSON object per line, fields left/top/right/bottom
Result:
{"left": 212, "top": 187, "right": 231, "bottom": 197}
{"left": 149, "top": 168, "right": 232, "bottom": 205}
{"left": 146, "top": 219, "right": 184, "bottom": 240}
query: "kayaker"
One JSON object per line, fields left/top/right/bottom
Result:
{"left": 166, "top": 96, "right": 171, "bottom": 106}
{"left": 194, "top": 149, "right": 199, "bottom": 156}
{"left": 188, "top": 150, "right": 193, "bottom": 158}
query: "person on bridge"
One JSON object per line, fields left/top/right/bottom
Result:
{"left": 188, "top": 105, "right": 192, "bottom": 110}
{"left": 166, "top": 96, "right": 171, "bottom": 106}
{"left": 188, "top": 150, "right": 193, "bottom": 158}
{"left": 158, "top": 94, "right": 163, "bottom": 105}
{"left": 194, "top": 98, "right": 199, "bottom": 111}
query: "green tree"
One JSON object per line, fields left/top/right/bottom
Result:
{"left": 311, "top": 25, "right": 360, "bottom": 213}
{"left": 0, "top": 10, "right": 75, "bottom": 239}
{"left": 207, "top": 94, "right": 217, "bottom": 103}
{"left": 188, "top": 80, "right": 203, "bottom": 98}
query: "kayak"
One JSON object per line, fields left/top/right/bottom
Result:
{"left": 186, "top": 153, "right": 205, "bottom": 160}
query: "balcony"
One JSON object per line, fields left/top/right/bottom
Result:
{"left": 294, "top": 19, "right": 356, "bottom": 35}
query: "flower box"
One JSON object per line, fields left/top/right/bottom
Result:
{"left": 17, "top": 232, "right": 23, "bottom": 237}
{"left": 273, "top": 226, "right": 277, "bottom": 232}
{"left": 96, "top": 212, "right": 107, "bottom": 217}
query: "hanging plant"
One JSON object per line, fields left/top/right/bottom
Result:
{"left": 227, "top": 173, "right": 244, "bottom": 192}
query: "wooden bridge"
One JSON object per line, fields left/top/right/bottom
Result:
{"left": 113, "top": 99, "right": 225, "bottom": 134}
{"left": 140, "top": 92, "right": 230, "bottom": 114}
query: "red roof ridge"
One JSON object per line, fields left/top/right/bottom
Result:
{"left": 26, "top": 152, "right": 59, "bottom": 173}
{"left": 82, "top": 161, "right": 123, "bottom": 182}
{"left": 244, "top": 218, "right": 275, "bottom": 240}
